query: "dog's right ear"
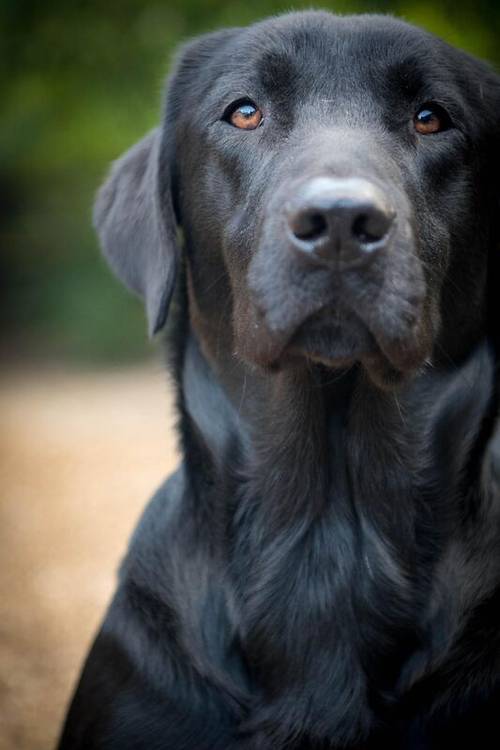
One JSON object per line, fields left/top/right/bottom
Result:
{"left": 93, "top": 128, "right": 175, "bottom": 336}
{"left": 94, "top": 28, "right": 239, "bottom": 336}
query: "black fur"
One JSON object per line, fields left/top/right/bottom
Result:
{"left": 58, "top": 12, "right": 500, "bottom": 749}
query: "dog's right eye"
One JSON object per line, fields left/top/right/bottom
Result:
{"left": 223, "top": 100, "right": 263, "bottom": 130}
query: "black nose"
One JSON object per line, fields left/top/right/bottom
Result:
{"left": 286, "top": 177, "right": 395, "bottom": 268}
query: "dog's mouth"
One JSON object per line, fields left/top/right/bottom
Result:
{"left": 287, "top": 307, "right": 378, "bottom": 367}
{"left": 238, "top": 293, "right": 431, "bottom": 389}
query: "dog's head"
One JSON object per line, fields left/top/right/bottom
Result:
{"left": 95, "top": 12, "right": 500, "bottom": 388}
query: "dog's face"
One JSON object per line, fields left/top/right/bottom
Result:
{"left": 95, "top": 12, "right": 500, "bottom": 389}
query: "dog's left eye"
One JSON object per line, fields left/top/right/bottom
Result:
{"left": 414, "top": 103, "right": 452, "bottom": 135}
{"left": 223, "top": 100, "right": 263, "bottom": 130}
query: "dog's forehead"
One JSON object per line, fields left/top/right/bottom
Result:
{"left": 210, "top": 14, "right": 450, "bottom": 99}
{"left": 243, "top": 12, "right": 432, "bottom": 53}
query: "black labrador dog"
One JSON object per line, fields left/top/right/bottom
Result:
{"left": 59, "top": 11, "right": 500, "bottom": 750}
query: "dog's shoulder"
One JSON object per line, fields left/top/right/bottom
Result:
{"left": 126, "top": 466, "right": 186, "bottom": 553}
{"left": 116, "top": 465, "right": 189, "bottom": 595}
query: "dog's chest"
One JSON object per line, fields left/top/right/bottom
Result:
{"left": 234, "top": 493, "right": 425, "bottom": 744}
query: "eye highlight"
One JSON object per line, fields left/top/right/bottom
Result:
{"left": 414, "top": 103, "right": 452, "bottom": 135}
{"left": 224, "top": 100, "right": 263, "bottom": 130}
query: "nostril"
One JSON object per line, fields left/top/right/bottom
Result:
{"left": 352, "top": 211, "right": 392, "bottom": 245}
{"left": 290, "top": 211, "right": 328, "bottom": 242}
{"left": 352, "top": 214, "right": 381, "bottom": 244}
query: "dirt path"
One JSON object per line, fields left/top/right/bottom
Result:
{"left": 0, "top": 364, "right": 179, "bottom": 749}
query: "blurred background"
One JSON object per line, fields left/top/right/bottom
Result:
{"left": 1, "top": 1, "right": 499, "bottom": 748}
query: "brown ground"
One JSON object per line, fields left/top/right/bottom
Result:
{"left": 0, "top": 364, "right": 179, "bottom": 749}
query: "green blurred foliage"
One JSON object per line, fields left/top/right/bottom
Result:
{"left": 2, "top": 0, "right": 499, "bottom": 363}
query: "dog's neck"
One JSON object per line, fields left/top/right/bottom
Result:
{"left": 184, "top": 327, "right": 495, "bottom": 590}
{"left": 176, "top": 320, "right": 499, "bottom": 738}
{"left": 180, "top": 321, "right": 494, "bottom": 510}
{"left": 179, "top": 319, "right": 497, "bottom": 606}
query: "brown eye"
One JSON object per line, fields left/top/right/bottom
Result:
{"left": 225, "top": 100, "right": 263, "bottom": 130}
{"left": 414, "top": 103, "right": 451, "bottom": 135}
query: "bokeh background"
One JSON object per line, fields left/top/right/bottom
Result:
{"left": 1, "top": 1, "right": 499, "bottom": 748}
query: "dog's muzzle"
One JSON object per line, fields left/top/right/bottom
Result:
{"left": 243, "top": 171, "right": 427, "bottom": 381}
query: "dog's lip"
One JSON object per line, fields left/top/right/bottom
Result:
{"left": 286, "top": 308, "right": 378, "bottom": 366}
{"left": 247, "top": 301, "right": 427, "bottom": 381}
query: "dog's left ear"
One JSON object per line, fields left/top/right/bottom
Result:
{"left": 467, "top": 56, "right": 500, "bottom": 199}
{"left": 94, "top": 28, "right": 239, "bottom": 336}
{"left": 457, "top": 53, "right": 500, "bottom": 347}
{"left": 476, "top": 61, "right": 500, "bottom": 346}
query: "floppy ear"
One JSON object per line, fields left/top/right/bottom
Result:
{"left": 94, "top": 27, "right": 239, "bottom": 336}
{"left": 94, "top": 128, "right": 175, "bottom": 335}
{"left": 478, "top": 63, "right": 500, "bottom": 351}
